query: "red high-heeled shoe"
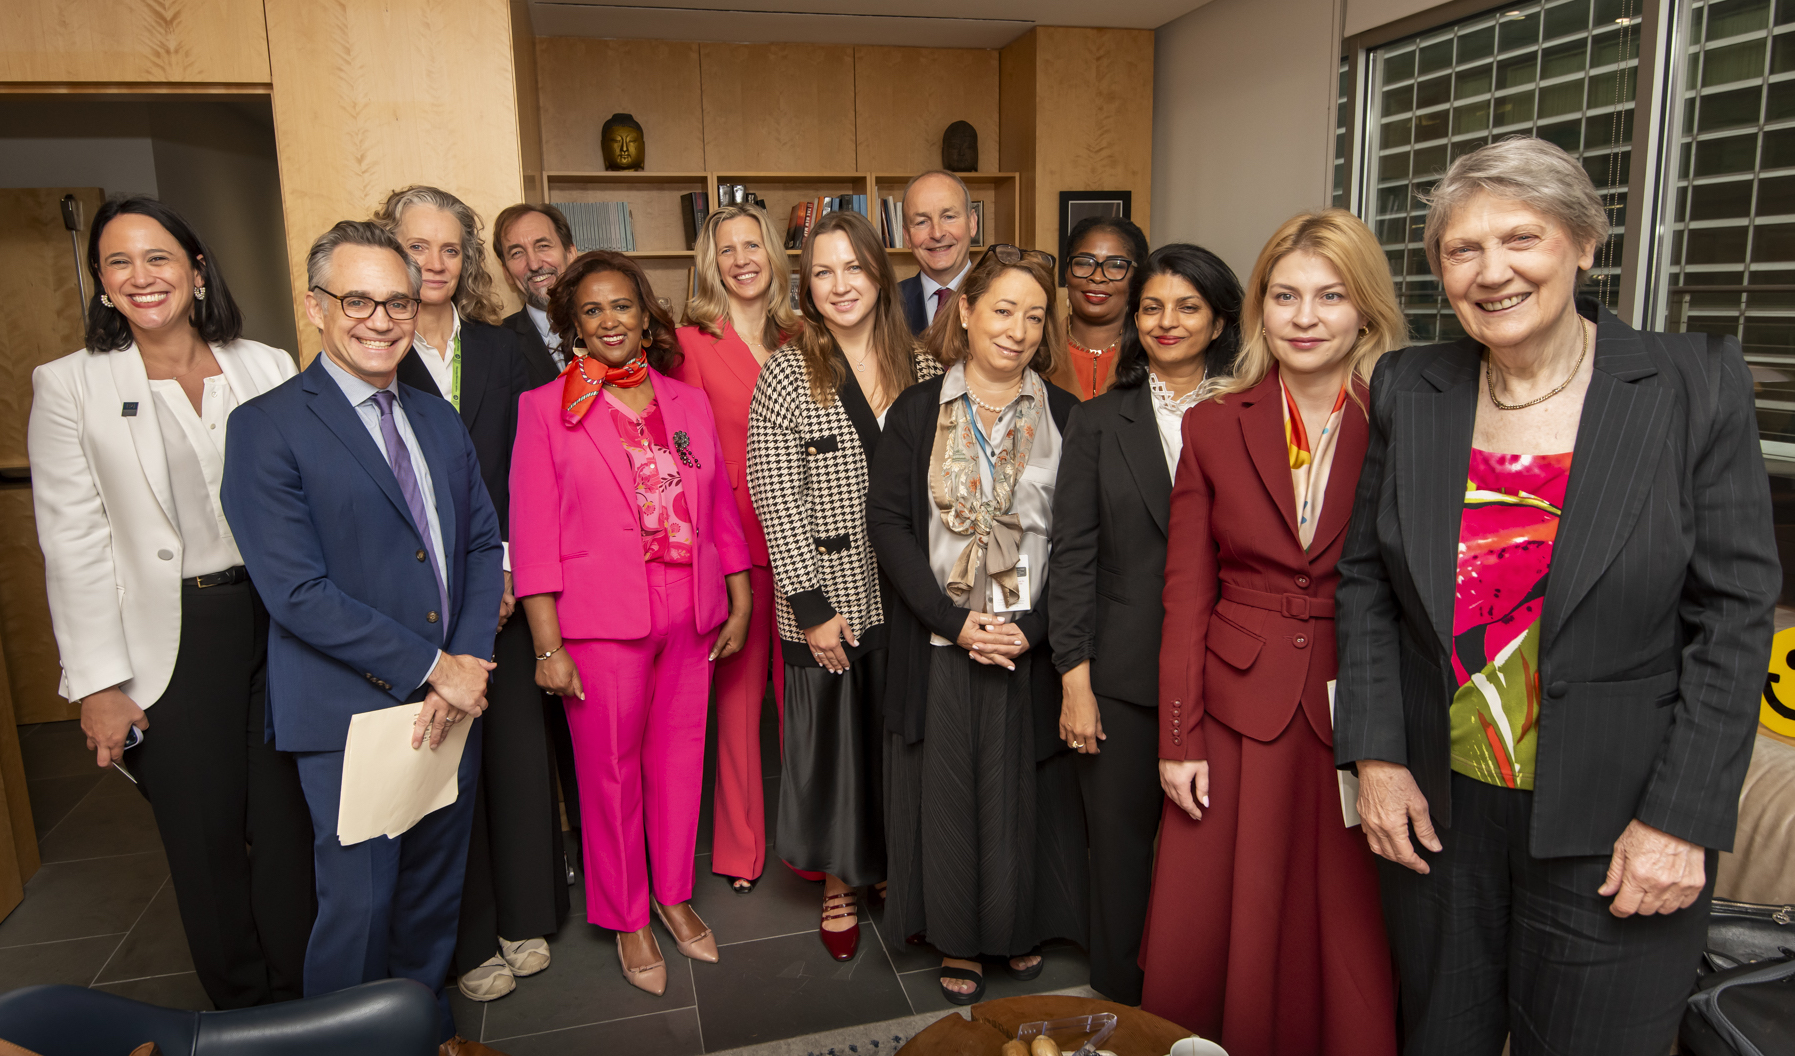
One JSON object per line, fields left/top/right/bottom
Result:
{"left": 819, "top": 890, "right": 859, "bottom": 961}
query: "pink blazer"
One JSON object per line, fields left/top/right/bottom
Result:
{"left": 670, "top": 322, "right": 770, "bottom": 566}
{"left": 510, "top": 366, "right": 751, "bottom": 641}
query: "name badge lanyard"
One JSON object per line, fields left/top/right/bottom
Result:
{"left": 961, "top": 392, "right": 1001, "bottom": 481}
{"left": 961, "top": 393, "right": 1031, "bottom": 613}
{"left": 449, "top": 331, "right": 462, "bottom": 412}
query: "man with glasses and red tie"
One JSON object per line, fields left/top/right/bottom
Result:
{"left": 222, "top": 221, "right": 506, "bottom": 1056}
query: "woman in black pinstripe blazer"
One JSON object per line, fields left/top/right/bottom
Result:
{"left": 1334, "top": 138, "right": 1778, "bottom": 1056}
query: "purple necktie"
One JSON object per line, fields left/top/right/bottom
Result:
{"left": 372, "top": 390, "right": 449, "bottom": 631}
{"left": 932, "top": 286, "right": 951, "bottom": 321}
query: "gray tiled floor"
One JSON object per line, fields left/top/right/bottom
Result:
{"left": 5, "top": 703, "right": 1094, "bottom": 1053}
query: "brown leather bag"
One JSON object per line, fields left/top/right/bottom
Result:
{"left": 0, "top": 1041, "right": 160, "bottom": 1056}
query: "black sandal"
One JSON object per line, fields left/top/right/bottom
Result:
{"left": 1005, "top": 948, "right": 1045, "bottom": 982}
{"left": 729, "top": 876, "right": 756, "bottom": 894}
{"left": 938, "top": 965, "right": 986, "bottom": 1006}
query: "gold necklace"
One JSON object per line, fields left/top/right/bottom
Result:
{"left": 1070, "top": 335, "right": 1119, "bottom": 357}
{"left": 1485, "top": 319, "right": 1589, "bottom": 411}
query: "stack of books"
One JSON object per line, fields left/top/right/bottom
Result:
{"left": 877, "top": 197, "right": 908, "bottom": 249}
{"left": 784, "top": 194, "right": 873, "bottom": 249}
{"left": 553, "top": 201, "right": 635, "bottom": 252}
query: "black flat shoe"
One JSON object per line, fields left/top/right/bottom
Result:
{"left": 1005, "top": 949, "right": 1045, "bottom": 981}
{"left": 938, "top": 965, "right": 986, "bottom": 1006}
{"left": 729, "top": 876, "right": 756, "bottom": 894}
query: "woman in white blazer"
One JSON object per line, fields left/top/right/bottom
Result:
{"left": 28, "top": 197, "right": 315, "bottom": 1010}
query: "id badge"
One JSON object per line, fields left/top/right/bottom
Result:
{"left": 991, "top": 553, "right": 1033, "bottom": 614}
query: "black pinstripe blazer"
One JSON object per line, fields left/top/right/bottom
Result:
{"left": 1335, "top": 299, "right": 1778, "bottom": 858}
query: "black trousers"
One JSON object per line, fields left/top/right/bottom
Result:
{"left": 454, "top": 613, "right": 570, "bottom": 973}
{"left": 1379, "top": 772, "right": 1714, "bottom": 1056}
{"left": 1073, "top": 696, "right": 1161, "bottom": 1006}
{"left": 129, "top": 579, "right": 316, "bottom": 1009}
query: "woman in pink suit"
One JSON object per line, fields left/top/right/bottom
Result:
{"left": 672, "top": 204, "right": 800, "bottom": 893}
{"left": 511, "top": 251, "right": 752, "bottom": 996}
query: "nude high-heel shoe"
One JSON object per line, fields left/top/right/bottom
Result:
{"left": 654, "top": 901, "right": 720, "bottom": 963}
{"left": 616, "top": 926, "right": 666, "bottom": 996}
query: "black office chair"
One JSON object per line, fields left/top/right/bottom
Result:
{"left": 0, "top": 978, "right": 438, "bottom": 1056}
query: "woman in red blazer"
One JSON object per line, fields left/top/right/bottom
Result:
{"left": 672, "top": 204, "right": 801, "bottom": 892}
{"left": 512, "top": 252, "right": 751, "bottom": 995}
{"left": 1138, "top": 212, "right": 1403, "bottom": 1056}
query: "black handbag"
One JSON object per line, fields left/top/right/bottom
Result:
{"left": 1678, "top": 898, "right": 1795, "bottom": 1056}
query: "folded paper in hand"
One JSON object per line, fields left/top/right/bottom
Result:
{"left": 1328, "top": 680, "right": 1362, "bottom": 828}
{"left": 337, "top": 702, "right": 470, "bottom": 845}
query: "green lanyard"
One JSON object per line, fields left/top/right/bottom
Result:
{"left": 448, "top": 331, "right": 462, "bottom": 412}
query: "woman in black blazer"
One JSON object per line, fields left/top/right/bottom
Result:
{"left": 1046, "top": 243, "right": 1241, "bottom": 1006}
{"left": 379, "top": 185, "right": 568, "bottom": 1004}
{"left": 1335, "top": 138, "right": 1778, "bottom": 1056}
{"left": 869, "top": 246, "right": 1082, "bottom": 1006}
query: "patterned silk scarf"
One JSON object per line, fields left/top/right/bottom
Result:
{"left": 1281, "top": 376, "right": 1348, "bottom": 550}
{"left": 561, "top": 350, "right": 650, "bottom": 426}
{"left": 930, "top": 369, "right": 1047, "bottom": 607}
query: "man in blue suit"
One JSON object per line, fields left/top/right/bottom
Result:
{"left": 222, "top": 221, "right": 504, "bottom": 1056}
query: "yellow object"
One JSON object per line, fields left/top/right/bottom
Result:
{"left": 1001, "top": 1042, "right": 1029, "bottom": 1056}
{"left": 1031, "top": 1037, "right": 1061, "bottom": 1056}
{"left": 1762, "top": 627, "right": 1795, "bottom": 739}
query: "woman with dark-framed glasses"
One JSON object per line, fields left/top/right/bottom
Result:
{"left": 1053, "top": 217, "right": 1150, "bottom": 401}
{"left": 868, "top": 242, "right": 1084, "bottom": 1006}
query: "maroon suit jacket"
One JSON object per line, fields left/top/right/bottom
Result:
{"left": 1158, "top": 368, "right": 1370, "bottom": 761}
{"left": 671, "top": 322, "right": 771, "bottom": 567}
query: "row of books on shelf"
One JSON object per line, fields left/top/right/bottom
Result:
{"left": 553, "top": 201, "right": 635, "bottom": 252}
{"left": 782, "top": 195, "right": 910, "bottom": 250}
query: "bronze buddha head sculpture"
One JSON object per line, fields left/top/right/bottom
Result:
{"left": 602, "top": 113, "right": 645, "bottom": 171}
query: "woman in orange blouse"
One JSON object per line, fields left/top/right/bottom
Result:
{"left": 1055, "top": 216, "right": 1149, "bottom": 400}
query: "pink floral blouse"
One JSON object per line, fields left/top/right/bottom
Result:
{"left": 604, "top": 391, "right": 694, "bottom": 564}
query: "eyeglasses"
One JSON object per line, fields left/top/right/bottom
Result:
{"left": 1068, "top": 254, "right": 1136, "bottom": 281}
{"left": 975, "top": 244, "right": 1056, "bottom": 272}
{"left": 310, "top": 286, "right": 420, "bottom": 321}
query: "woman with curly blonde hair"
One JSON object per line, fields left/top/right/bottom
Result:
{"left": 374, "top": 184, "right": 564, "bottom": 1006}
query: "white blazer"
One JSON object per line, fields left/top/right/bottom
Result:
{"left": 28, "top": 339, "right": 298, "bottom": 706}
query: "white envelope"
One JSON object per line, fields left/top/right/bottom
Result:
{"left": 1328, "top": 680, "right": 1362, "bottom": 828}
{"left": 336, "top": 702, "right": 470, "bottom": 845}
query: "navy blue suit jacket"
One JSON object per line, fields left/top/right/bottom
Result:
{"left": 222, "top": 356, "right": 505, "bottom": 753}
{"left": 897, "top": 274, "right": 928, "bottom": 337}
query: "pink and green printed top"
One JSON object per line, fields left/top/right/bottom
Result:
{"left": 1450, "top": 448, "right": 1573, "bottom": 790}
{"left": 604, "top": 391, "right": 694, "bottom": 565}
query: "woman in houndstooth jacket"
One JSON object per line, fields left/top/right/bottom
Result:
{"left": 747, "top": 210, "right": 940, "bottom": 962}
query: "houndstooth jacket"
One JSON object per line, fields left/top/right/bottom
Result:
{"left": 747, "top": 345, "right": 942, "bottom": 664}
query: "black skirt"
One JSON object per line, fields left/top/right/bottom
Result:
{"left": 883, "top": 646, "right": 1088, "bottom": 959}
{"left": 775, "top": 648, "right": 888, "bottom": 886}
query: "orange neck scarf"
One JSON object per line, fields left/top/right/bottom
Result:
{"left": 562, "top": 351, "right": 649, "bottom": 426}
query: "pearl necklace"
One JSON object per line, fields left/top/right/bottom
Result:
{"left": 965, "top": 382, "right": 1020, "bottom": 414}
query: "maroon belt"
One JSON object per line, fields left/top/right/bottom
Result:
{"left": 1219, "top": 584, "right": 1335, "bottom": 620}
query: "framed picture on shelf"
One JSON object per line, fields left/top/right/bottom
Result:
{"left": 970, "top": 201, "right": 986, "bottom": 248}
{"left": 1057, "top": 191, "right": 1132, "bottom": 285}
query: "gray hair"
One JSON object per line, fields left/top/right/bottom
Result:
{"left": 1421, "top": 136, "right": 1609, "bottom": 276}
{"left": 901, "top": 169, "right": 973, "bottom": 215}
{"left": 305, "top": 220, "right": 421, "bottom": 295}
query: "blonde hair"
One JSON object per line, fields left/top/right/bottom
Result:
{"left": 792, "top": 210, "right": 922, "bottom": 406}
{"left": 683, "top": 204, "right": 799, "bottom": 348}
{"left": 372, "top": 185, "right": 503, "bottom": 325}
{"left": 926, "top": 253, "right": 1064, "bottom": 379}
{"left": 1220, "top": 209, "right": 1405, "bottom": 403}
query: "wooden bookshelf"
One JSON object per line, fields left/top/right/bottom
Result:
{"left": 538, "top": 170, "right": 1021, "bottom": 289}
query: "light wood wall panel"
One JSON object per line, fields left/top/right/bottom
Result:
{"left": 512, "top": 0, "right": 544, "bottom": 193}
{"left": 1031, "top": 27, "right": 1155, "bottom": 263}
{"left": 1000, "top": 31, "right": 1039, "bottom": 248}
{"left": 2, "top": 0, "right": 270, "bottom": 84}
{"left": 853, "top": 47, "right": 999, "bottom": 174}
{"left": 0, "top": 187, "right": 102, "bottom": 726}
{"left": 264, "top": 0, "right": 525, "bottom": 362}
{"left": 700, "top": 43, "right": 856, "bottom": 172}
{"left": 535, "top": 38, "right": 705, "bottom": 174}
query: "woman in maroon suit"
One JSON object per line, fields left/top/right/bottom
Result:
{"left": 673, "top": 204, "right": 801, "bottom": 893}
{"left": 1138, "top": 211, "right": 1404, "bottom": 1056}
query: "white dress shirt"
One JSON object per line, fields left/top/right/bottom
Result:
{"left": 318, "top": 353, "right": 448, "bottom": 594}
{"left": 526, "top": 305, "right": 566, "bottom": 370}
{"left": 147, "top": 375, "right": 244, "bottom": 577}
{"left": 920, "top": 261, "right": 972, "bottom": 326}
{"left": 412, "top": 304, "right": 462, "bottom": 405}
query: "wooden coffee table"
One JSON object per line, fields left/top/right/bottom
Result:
{"left": 899, "top": 994, "right": 1194, "bottom": 1056}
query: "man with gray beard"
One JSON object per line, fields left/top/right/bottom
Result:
{"left": 494, "top": 203, "right": 577, "bottom": 385}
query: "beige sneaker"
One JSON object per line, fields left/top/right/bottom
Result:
{"left": 498, "top": 935, "right": 551, "bottom": 977}
{"left": 457, "top": 954, "right": 516, "bottom": 1001}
